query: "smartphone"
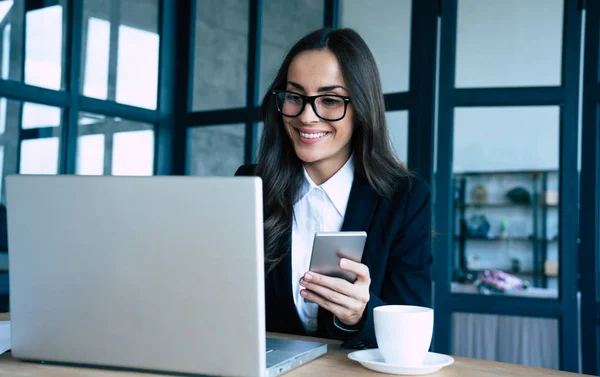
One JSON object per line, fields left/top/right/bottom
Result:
{"left": 307, "top": 231, "right": 367, "bottom": 282}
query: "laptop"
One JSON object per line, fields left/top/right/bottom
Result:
{"left": 6, "top": 175, "right": 326, "bottom": 377}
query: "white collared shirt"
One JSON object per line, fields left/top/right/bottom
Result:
{"left": 291, "top": 155, "right": 355, "bottom": 335}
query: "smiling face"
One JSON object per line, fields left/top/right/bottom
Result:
{"left": 283, "top": 48, "right": 354, "bottom": 181}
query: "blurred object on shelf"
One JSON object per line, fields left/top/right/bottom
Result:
{"left": 511, "top": 258, "right": 521, "bottom": 273}
{"left": 476, "top": 269, "right": 529, "bottom": 294}
{"left": 467, "top": 254, "right": 481, "bottom": 270}
{"left": 544, "top": 260, "right": 559, "bottom": 277}
{"left": 540, "top": 190, "right": 559, "bottom": 206}
{"left": 464, "top": 215, "right": 491, "bottom": 238}
{"left": 505, "top": 186, "right": 531, "bottom": 204}
{"left": 453, "top": 268, "right": 478, "bottom": 284}
{"left": 470, "top": 184, "right": 488, "bottom": 204}
{"left": 500, "top": 217, "right": 509, "bottom": 239}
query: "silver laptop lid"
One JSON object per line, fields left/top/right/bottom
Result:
{"left": 7, "top": 175, "right": 266, "bottom": 377}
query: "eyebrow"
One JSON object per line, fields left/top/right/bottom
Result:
{"left": 287, "top": 81, "right": 348, "bottom": 93}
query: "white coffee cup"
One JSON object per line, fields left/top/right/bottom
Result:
{"left": 373, "top": 305, "right": 434, "bottom": 366}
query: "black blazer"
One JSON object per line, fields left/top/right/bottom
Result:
{"left": 235, "top": 165, "right": 433, "bottom": 349}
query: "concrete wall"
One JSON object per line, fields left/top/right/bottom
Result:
{"left": 187, "top": 124, "right": 245, "bottom": 177}
{"left": 192, "top": 0, "right": 249, "bottom": 111}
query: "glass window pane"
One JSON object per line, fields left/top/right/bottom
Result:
{"left": 0, "top": 98, "right": 7, "bottom": 134}
{"left": 115, "top": 24, "right": 159, "bottom": 109}
{"left": 386, "top": 110, "right": 408, "bottom": 164}
{"left": 187, "top": 124, "right": 245, "bottom": 176}
{"left": 453, "top": 313, "right": 558, "bottom": 369}
{"left": 192, "top": 0, "right": 249, "bottom": 111}
{"left": 81, "top": 0, "right": 160, "bottom": 110}
{"left": 21, "top": 103, "right": 61, "bottom": 129}
{"left": 452, "top": 106, "right": 560, "bottom": 298}
{"left": 77, "top": 112, "right": 155, "bottom": 176}
{"left": 1, "top": 22, "right": 11, "bottom": 80}
{"left": 259, "top": 0, "right": 324, "bottom": 104}
{"left": 76, "top": 134, "right": 104, "bottom": 175}
{"left": 112, "top": 130, "right": 154, "bottom": 176}
{"left": 455, "top": 0, "right": 563, "bottom": 88}
{"left": 340, "top": 0, "right": 411, "bottom": 93}
{"left": 0, "top": 1, "right": 68, "bottom": 88}
{"left": 0, "top": 1, "right": 11, "bottom": 20}
{"left": 0, "top": 0, "right": 24, "bottom": 82}
{"left": 20, "top": 138, "right": 59, "bottom": 174}
{"left": 17, "top": 102, "right": 63, "bottom": 176}
{"left": 83, "top": 17, "right": 110, "bottom": 99}
{"left": 454, "top": 107, "right": 559, "bottom": 171}
{"left": 25, "top": 1, "right": 68, "bottom": 90}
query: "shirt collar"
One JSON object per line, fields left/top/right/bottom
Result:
{"left": 297, "top": 154, "right": 355, "bottom": 217}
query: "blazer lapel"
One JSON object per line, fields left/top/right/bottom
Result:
{"left": 341, "top": 174, "right": 379, "bottom": 233}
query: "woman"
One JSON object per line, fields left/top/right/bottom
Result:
{"left": 235, "top": 28, "right": 432, "bottom": 349}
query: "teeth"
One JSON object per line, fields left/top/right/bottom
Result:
{"left": 299, "top": 131, "right": 328, "bottom": 139}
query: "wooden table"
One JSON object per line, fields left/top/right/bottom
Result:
{"left": 0, "top": 331, "right": 587, "bottom": 377}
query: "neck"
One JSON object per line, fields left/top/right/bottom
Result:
{"left": 304, "top": 151, "right": 352, "bottom": 185}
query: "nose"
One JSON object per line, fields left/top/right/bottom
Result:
{"left": 297, "top": 101, "right": 320, "bottom": 124}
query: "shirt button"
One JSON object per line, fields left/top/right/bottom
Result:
{"left": 309, "top": 319, "right": 317, "bottom": 328}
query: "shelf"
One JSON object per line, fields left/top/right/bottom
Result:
{"left": 457, "top": 202, "right": 531, "bottom": 208}
{"left": 465, "top": 268, "right": 534, "bottom": 273}
{"left": 460, "top": 268, "right": 554, "bottom": 277}
{"left": 455, "top": 202, "right": 558, "bottom": 208}
{"left": 454, "top": 170, "right": 558, "bottom": 176}
{"left": 454, "top": 235, "right": 558, "bottom": 242}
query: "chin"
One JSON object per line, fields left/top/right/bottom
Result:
{"left": 294, "top": 148, "right": 326, "bottom": 164}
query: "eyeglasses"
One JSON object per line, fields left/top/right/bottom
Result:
{"left": 272, "top": 90, "right": 351, "bottom": 121}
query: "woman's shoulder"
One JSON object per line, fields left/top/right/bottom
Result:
{"left": 234, "top": 164, "right": 258, "bottom": 176}
{"left": 379, "top": 174, "right": 432, "bottom": 229}
{"left": 390, "top": 173, "right": 431, "bottom": 206}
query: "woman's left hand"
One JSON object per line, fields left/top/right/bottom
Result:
{"left": 299, "top": 258, "right": 371, "bottom": 327}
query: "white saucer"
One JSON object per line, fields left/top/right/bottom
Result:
{"left": 347, "top": 349, "right": 454, "bottom": 375}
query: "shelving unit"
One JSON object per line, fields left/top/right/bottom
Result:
{"left": 453, "top": 170, "right": 559, "bottom": 288}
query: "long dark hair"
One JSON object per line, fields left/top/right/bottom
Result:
{"left": 256, "top": 28, "right": 411, "bottom": 273}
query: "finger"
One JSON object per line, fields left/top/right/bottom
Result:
{"left": 303, "top": 272, "right": 355, "bottom": 297}
{"left": 300, "top": 289, "right": 350, "bottom": 319}
{"left": 300, "top": 278, "right": 362, "bottom": 309}
{"left": 339, "top": 259, "right": 371, "bottom": 284}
